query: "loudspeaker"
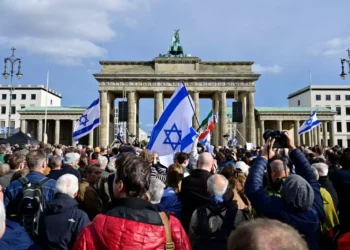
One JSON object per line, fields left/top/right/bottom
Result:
{"left": 232, "top": 102, "right": 243, "bottom": 123}
{"left": 118, "top": 101, "right": 128, "bottom": 122}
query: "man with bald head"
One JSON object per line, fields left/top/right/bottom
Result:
{"left": 179, "top": 152, "right": 233, "bottom": 232}
{"left": 188, "top": 174, "right": 246, "bottom": 250}
{"left": 265, "top": 159, "right": 290, "bottom": 196}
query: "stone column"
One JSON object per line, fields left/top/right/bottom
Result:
{"left": 260, "top": 120, "right": 265, "bottom": 146}
{"left": 192, "top": 91, "right": 200, "bottom": 129}
{"left": 322, "top": 121, "right": 327, "bottom": 146}
{"left": 219, "top": 91, "right": 227, "bottom": 146}
{"left": 136, "top": 92, "right": 140, "bottom": 139}
{"left": 20, "top": 119, "right": 26, "bottom": 133}
{"left": 99, "top": 91, "right": 108, "bottom": 146}
{"left": 330, "top": 120, "right": 336, "bottom": 146}
{"left": 317, "top": 125, "right": 321, "bottom": 145}
{"left": 128, "top": 91, "right": 137, "bottom": 143}
{"left": 37, "top": 119, "right": 43, "bottom": 142}
{"left": 54, "top": 119, "right": 60, "bottom": 145}
{"left": 277, "top": 120, "right": 283, "bottom": 131}
{"left": 89, "top": 129, "right": 94, "bottom": 147}
{"left": 154, "top": 91, "right": 164, "bottom": 123}
{"left": 237, "top": 92, "right": 247, "bottom": 146}
{"left": 247, "top": 92, "right": 256, "bottom": 145}
{"left": 294, "top": 120, "right": 300, "bottom": 146}
{"left": 212, "top": 92, "right": 220, "bottom": 146}
{"left": 72, "top": 120, "right": 77, "bottom": 146}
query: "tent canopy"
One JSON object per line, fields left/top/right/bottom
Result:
{"left": 0, "top": 131, "right": 39, "bottom": 145}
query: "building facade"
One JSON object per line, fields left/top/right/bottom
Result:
{"left": 288, "top": 85, "right": 350, "bottom": 147}
{"left": 0, "top": 84, "right": 61, "bottom": 137}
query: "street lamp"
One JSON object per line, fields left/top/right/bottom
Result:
{"left": 2, "top": 47, "right": 23, "bottom": 138}
{"left": 340, "top": 48, "right": 350, "bottom": 80}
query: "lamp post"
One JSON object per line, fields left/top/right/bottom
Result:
{"left": 2, "top": 47, "right": 23, "bottom": 138}
{"left": 340, "top": 48, "right": 350, "bottom": 80}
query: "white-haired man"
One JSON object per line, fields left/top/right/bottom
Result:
{"left": 312, "top": 162, "right": 338, "bottom": 209}
{"left": 98, "top": 156, "right": 110, "bottom": 178}
{"left": 38, "top": 174, "right": 90, "bottom": 250}
{"left": 146, "top": 178, "right": 166, "bottom": 204}
{"left": 188, "top": 174, "right": 247, "bottom": 250}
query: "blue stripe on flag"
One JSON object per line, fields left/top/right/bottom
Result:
{"left": 87, "top": 98, "right": 99, "bottom": 110}
{"left": 72, "top": 118, "right": 100, "bottom": 138}
{"left": 298, "top": 120, "right": 321, "bottom": 135}
{"left": 148, "top": 86, "right": 189, "bottom": 150}
{"left": 181, "top": 127, "right": 197, "bottom": 151}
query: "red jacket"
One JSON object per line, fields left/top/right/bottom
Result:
{"left": 73, "top": 197, "right": 191, "bottom": 250}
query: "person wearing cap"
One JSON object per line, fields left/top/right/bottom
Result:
{"left": 58, "top": 153, "right": 81, "bottom": 181}
{"left": 245, "top": 132, "right": 325, "bottom": 250}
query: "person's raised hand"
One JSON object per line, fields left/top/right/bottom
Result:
{"left": 283, "top": 131, "right": 296, "bottom": 151}
{"left": 261, "top": 138, "right": 276, "bottom": 160}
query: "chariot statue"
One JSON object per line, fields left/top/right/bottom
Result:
{"left": 159, "top": 29, "right": 191, "bottom": 57}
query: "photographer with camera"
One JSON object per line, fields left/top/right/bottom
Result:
{"left": 245, "top": 131, "right": 325, "bottom": 250}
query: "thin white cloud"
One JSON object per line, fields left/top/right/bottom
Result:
{"left": 311, "top": 36, "right": 350, "bottom": 56}
{"left": 253, "top": 64, "right": 283, "bottom": 74}
{"left": 0, "top": 0, "right": 153, "bottom": 65}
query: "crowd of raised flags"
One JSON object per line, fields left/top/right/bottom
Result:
{"left": 72, "top": 82, "right": 322, "bottom": 153}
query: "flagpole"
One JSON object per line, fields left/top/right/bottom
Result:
{"left": 182, "top": 82, "right": 200, "bottom": 127}
{"left": 43, "top": 70, "right": 49, "bottom": 143}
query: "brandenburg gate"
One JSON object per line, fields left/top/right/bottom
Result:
{"left": 94, "top": 31, "right": 261, "bottom": 147}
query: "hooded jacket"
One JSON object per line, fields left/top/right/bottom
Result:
{"left": 38, "top": 193, "right": 90, "bottom": 250}
{"left": 245, "top": 149, "right": 325, "bottom": 250}
{"left": 72, "top": 197, "right": 191, "bottom": 250}
{"left": 0, "top": 219, "right": 34, "bottom": 250}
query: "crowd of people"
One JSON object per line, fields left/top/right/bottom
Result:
{"left": 0, "top": 131, "right": 348, "bottom": 249}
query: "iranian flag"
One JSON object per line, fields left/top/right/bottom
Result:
{"left": 198, "top": 111, "right": 218, "bottom": 142}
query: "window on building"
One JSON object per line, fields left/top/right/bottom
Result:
{"left": 1, "top": 107, "right": 6, "bottom": 115}
{"left": 346, "top": 107, "right": 350, "bottom": 115}
{"left": 326, "top": 106, "right": 331, "bottom": 110}
{"left": 1, "top": 94, "right": 6, "bottom": 100}
{"left": 346, "top": 95, "right": 350, "bottom": 101}
{"left": 338, "top": 139, "right": 343, "bottom": 147}
{"left": 0, "top": 121, "right": 5, "bottom": 127}
{"left": 336, "top": 107, "right": 341, "bottom": 115}
{"left": 31, "top": 94, "right": 36, "bottom": 100}
{"left": 337, "top": 122, "right": 342, "bottom": 132}
{"left": 347, "top": 122, "right": 350, "bottom": 132}
{"left": 336, "top": 95, "right": 341, "bottom": 100}
{"left": 11, "top": 106, "right": 16, "bottom": 114}
{"left": 297, "top": 100, "right": 300, "bottom": 106}
{"left": 326, "top": 95, "right": 331, "bottom": 101}
{"left": 316, "top": 95, "right": 321, "bottom": 101}
{"left": 348, "top": 139, "right": 350, "bottom": 148}
{"left": 12, "top": 94, "right": 16, "bottom": 100}
{"left": 50, "top": 99, "right": 53, "bottom": 105}
{"left": 21, "top": 94, "right": 26, "bottom": 100}
{"left": 20, "top": 105, "right": 25, "bottom": 109}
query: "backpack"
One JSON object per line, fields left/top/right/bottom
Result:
{"left": 195, "top": 202, "right": 238, "bottom": 250}
{"left": 17, "top": 177, "right": 50, "bottom": 239}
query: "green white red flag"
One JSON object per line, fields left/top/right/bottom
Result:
{"left": 198, "top": 111, "right": 218, "bottom": 142}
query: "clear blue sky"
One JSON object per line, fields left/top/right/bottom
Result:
{"left": 0, "top": 0, "right": 349, "bottom": 132}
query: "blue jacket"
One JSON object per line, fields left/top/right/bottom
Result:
{"left": 0, "top": 219, "right": 34, "bottom": 250}
{"left": 159, "top": 187, "right": 183, "bottom": 220}
{"left": 4, "top": 171, "right": 56, "bottom": 219}
{"left": 38, "top": 193, "right": 90, "bottom": 250}
{"left": 245, "top": 149, "right": 325, "bottom": 250}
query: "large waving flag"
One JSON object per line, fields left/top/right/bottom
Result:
{"left": 148, "top": 83, "right": 197, "bottom": 156}
{"left": 198, "top": 111, "right": 218, "bottom": 142}
{"left": 298, "top": 110, "right": 321, "bottom": 135}
{"left": 73, "top": 98, "right": 101, "bottom": 141}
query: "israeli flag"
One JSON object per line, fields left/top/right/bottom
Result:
{"left": 231, "top": 136, "right": 238, "bottom": 147}
{"left": 148, "top": 82, "right": 197, "bottom": 156}
{"left": 73, "top": 98, "right": 101, "bottom": 141}
{"left": 298, "top": 110, "right": 321, "bottom": 135}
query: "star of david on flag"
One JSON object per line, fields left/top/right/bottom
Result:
{"left": 73, "top": 98, "right": 101, "bottom": 141}
{"left": 298, "top": 109, "right": 321, "bottom": 135}
{"left": 148, "top": 82, "right": 198, "bottom": 156}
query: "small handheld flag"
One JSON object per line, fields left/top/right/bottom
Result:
{"left": 73, "top": 98, "right": 101, "bottom": 141}
{"left": 298, "top": 110, "right": 321, "bottom": 135}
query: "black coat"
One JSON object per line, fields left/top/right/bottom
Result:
{"left": 39, "top": 193, "right": 90, "bottom": 250}
{"left": 179, "top": 169, "right": 233, "bottom": 232}
{"left": 318, "top": 176, "right": 338, "bottom": 208}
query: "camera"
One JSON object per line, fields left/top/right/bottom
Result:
{"left": 263, "top": 130, "right": 287, "bottom": 148}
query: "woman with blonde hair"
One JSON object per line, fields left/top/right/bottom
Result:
{"left": 158, "top": 164, "right": 184, "bottom": 219}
